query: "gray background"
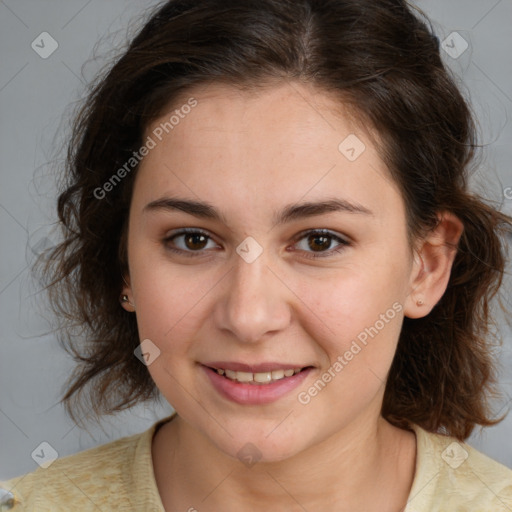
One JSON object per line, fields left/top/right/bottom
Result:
{"left": 1, "top": 0, "right": 511, "bottom": 480}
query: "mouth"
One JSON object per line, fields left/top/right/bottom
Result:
{"left": 201, "top": 362, "right": 315, "bottom": 405}
{"left": 207, "top": 366, "right": 312, "bottom": 385}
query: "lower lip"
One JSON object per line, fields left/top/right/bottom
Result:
{"left": 202, "top": 365, "right": 313, "bottom": 405}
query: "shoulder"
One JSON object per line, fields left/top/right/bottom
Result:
{"left": 0, "top": 433, "right": 142, "bottom": 511}
{"left": 0, "top": 416, "right": 172, "bottom": 512}
{"left": 407, "top": 424, "right": 512, "bottom": 511}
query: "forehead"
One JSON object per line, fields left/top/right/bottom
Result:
{"left": 134, "top": 81, "right": 402, "bottom": 226}
{"left": 147, "top": 80, "right": 361, "bottom": 148}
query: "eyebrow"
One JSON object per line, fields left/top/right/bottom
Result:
{"left": 143, "top": 196, "right": 373, "bottom": 225}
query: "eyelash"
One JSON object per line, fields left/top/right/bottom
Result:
{"left": 163, "top": 228, "right": 350, "bottom": 260}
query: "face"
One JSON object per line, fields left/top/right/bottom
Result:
{"left": 124, "top": 82, "right": 419, "bottom": 461}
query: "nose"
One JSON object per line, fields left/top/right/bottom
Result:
{"left": 213, "top": 248, "right": 292, "bottom": 344}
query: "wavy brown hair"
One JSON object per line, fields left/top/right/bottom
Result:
{"left": 41, "top": 0, "right": 512, "bottom": 439}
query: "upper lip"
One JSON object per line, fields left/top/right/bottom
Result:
{"left": 202, "top": 361, "right": 312, "bottom": 373}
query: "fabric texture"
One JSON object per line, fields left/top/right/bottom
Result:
{"left": 1, "top": 414, "right": 511, "bottom": 511}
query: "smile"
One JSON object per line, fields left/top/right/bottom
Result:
{"left": 201, "top": 363, "right": 314, "bottom": 405}
{"left": 213, "top": 367, "right": 304, "bottom": 384}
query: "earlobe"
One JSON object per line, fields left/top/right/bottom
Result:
{"left": 120, "top": 275, "right": 136, "bottom": 312}
{"left": 404, "top": 212, "right": 464, "bottom": 319}
{"left": 120, "top": 294, "right": 136, "bottom": 312}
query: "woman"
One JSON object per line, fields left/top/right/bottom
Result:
{"left": 2, "top": 0, "right": 511, "bottom": 510}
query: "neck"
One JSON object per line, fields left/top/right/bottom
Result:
{"left": 152, "top": 409, "right": 416, "bottom": 511}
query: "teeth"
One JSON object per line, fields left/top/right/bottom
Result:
{"left": 225, "top": 369, "right": 237, "bottom": 380}
{"left": 254, "top": 372, "right": 272, "bottom": 383}
{"left": 271, "top": 369, "right": 284, "bottom": 380}
{"left": 236, "top": 371, "right": 253, "bottom": 382}
{"left": 215, "top": 367, "right": 304, "bottom": 384}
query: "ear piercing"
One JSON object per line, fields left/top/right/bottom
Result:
{"left": 120, "top": 294, "right": 136, "bottom": 309}
{"left": 416, "top": 298, "right": 425, "bottom": 306}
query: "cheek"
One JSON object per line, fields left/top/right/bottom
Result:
{"left": 131, "top": 269, "right": 214, "bottom": 404}
{"left": 294, "top": 262, "right": 407, "bottom": 370}
{"left": 131, "top": 259, "right": 222, "bottom": 353}
{"left": 292, "top": 273, "right": 405, "bottom": 426}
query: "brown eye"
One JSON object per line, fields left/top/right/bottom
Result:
{"left": 293, "top": 229, "right": 350, "bottom": 259}
{"left": 307, "top": 234, "right": 332, "bottom": 252}
{"left": 183, "top": 233, "right": 208, "bottom": 250}
{"left": 164, "top": 229, "right": 218, "bottom": 255}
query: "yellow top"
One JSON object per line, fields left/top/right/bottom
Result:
{"left": 1, "top": 414, "right": 511, "bottom": 511}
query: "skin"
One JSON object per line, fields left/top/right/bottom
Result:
{"left": 121, "top": 81, "right": 463, "bottom": 511}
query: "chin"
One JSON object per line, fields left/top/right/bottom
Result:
{"left": 224, "top": 437, "right": 304, "bottom": 465}
{"left": 205, "top": 419, "right": 314, "bottom": 466}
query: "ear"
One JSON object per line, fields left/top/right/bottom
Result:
{"left": 120, "top": 274, "right": 136, "bottom": 313}
{"left": 404, "top": 211, "right": 464, "bottom": 319}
